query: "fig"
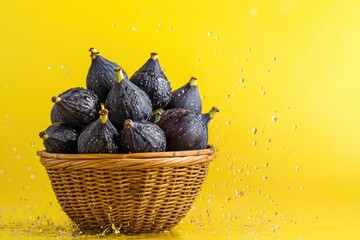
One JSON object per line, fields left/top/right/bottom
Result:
{"left": 50, "top": 107, "right": 59, "bottom": 124}
{"left": 51, "top": 87, "right": 101, "bottom": 128}
{"left": 130, "top": 53, "right": 171, "bottom": 109}
{"left": 157, "top": 107, "right": 219, "bottom": 151}
{"left": 166, "top": 77, "right": 202, "bottom": 113}
{"left": 39, "top": 123, "right": 79, "bottom": 153}
{"left": 120, "top": 119, "right": 166, "bottom": 153}
{"left": 86, "top": 48, "right": 128, "bottom": 102}
{"left": 105, "top": 68, "right": 152, "bottom": 131}
{"left": 77, "top": 108, "right": 120, "bottom": 154}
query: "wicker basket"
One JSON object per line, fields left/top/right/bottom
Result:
{"left": 37, "top": 147, "right": 215, "bottom": 234}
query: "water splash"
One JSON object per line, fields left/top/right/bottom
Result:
{"left": 252, "top": 127, "right": 258, "bottom": 135}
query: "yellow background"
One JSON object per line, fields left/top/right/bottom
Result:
{"left": 1, "top": 0, "right": 360, "bottom": 239}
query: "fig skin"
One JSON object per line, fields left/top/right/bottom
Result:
{"left": 50, "top": 107, "right": 59, "bottom": 124}
{"left": 105, "top": 68, "right": 153, "bottom": 131}
{"left": 39, "top": 123, "right": 80, "bottom": 153}
{"left": 77, "top": 109, "right": 120, "bottom": 154}
{"left": 166, "top": 77, "right": 202, "bottom": 113}
{"left": 50, "top": 87, "right": 102, "bottom": 128}
{"left": 86, "top": 48, "right": 128, "bottom": 103}
{"left": 157, "top": 107, "right": 219, "bottom": 151}
{"left": 130, "top": 53, "right": 171, "bottom": 109}
{"left": 120, "top": 119, "right": 166, "bottom": 153}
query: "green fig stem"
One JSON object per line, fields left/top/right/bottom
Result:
{"left": 51, "top": 96, "right": 61, "bottom": 103}
{"left": 114, "top": 67, "right": 125, "bottom": 83}
{"left": 39, "top": 131, "right": 49, "bottom": 140}
{"left": 124, "top": 119, "right": 133, "bottom": 128}
{"left": 208, "top": 106, "right": 220, "bottom": 120}
{"left": 89, "top": 48, "right": 100, "bottom": 59}
{"left": 152, "top": 111, "right": 162, "bottom": 124}
{"left": 189, "top": 77, "right": 198, "bottom": 86}
{"left": 99, "top": 109, "right": 109, "bottom": 124}
{"left": 151, "top": 52, "right": 158, "bottom": 60}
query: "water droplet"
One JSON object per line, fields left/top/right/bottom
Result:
{"left": 60, "top": 64, "right": 65, "bottom": 69}
{"left": 254, "top": 165, "right": 259, "bottom": 170}
{"left": 226, "top": 94, "right": 231, "bottom": 98}
{"left": 294, "top": 125, "right": 298, "bottom": 129}
{"left": 247, "top": 47, "right": 252, "bottom": 51}
{"left": 48, "top": 65, "right": 53, "bottom": 70}
{"left": 272, "top": 56, "right": 277, "bottom": 61}
{"left": 226, "top": 120, "right": 231, "bottom": 126}
{"left": 295, "top": 166, "right": 300, "bottom": 172}
{"left": 253, "top": 141, "right": 257, "bottom": 146}
{"left": 252, "top": 128, "right": 258, "bottom": 135}
{"left": 207, "top": 31, "right": 212, "bottom": 36}
{"left": 169, "top": 27, "right": 173, "bottom": 31}
{"left": 158, "top": 22, "right": 162, "bottom": 26}
{"left": 111, "top": 23, "right": 116, "bottom": 27}
{"left": 65, "top": 70, "right": 69, "bottom": 74}
{"left": 215, "top": 35, "right": 219, "bottom": 40}
{"left": 271, "top": 116, "right": 278, "bottom": 122}
{"left": 132, "top": 26, "right": 137, "bottom": 31}
{"left": 300, "top": 185, "right": 304, "bottom": 190}
{"left": 239, "top": 78, "right": 245, "bottom": 84}
{"left": 262, "top": 176, "right": 268, "bottom": 180}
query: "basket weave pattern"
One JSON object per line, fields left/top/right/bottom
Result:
{"left": 38, "top": 148, "right": 215, "bottom": 234}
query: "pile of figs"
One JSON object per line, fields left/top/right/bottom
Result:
{"left": 40, "top": 48, "right": 219, "bottom": 154}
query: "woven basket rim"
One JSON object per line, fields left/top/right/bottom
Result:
{"left": 38, "top": 146, "right": 216, "bottom": 170}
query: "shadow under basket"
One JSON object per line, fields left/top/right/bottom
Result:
{"left": 37, "top": 147, "right": 216, "bottom": 234}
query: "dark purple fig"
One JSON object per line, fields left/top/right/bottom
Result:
{"left": 157, "top": 107, "right": 219, "bottom": 151}
{"left": 166, "top": 77, "right": 202, "bottom": 113}
{"left": 77, "top": 108, "right": 120, "bottom": 153}
{"left": 120, "top": 119, "right": 166, "bottom": 153}
{"left": 50, "top": 107, "right": 59, "bottom": 124}
{"left": 105, "top": 68, "right": 152, "bottom": 131}
{"left": 51, "top": 87, "right": 101, "bottom": 128}
{"left": 86, "top": 48, "right": 128, "bottom": 103}
{"left": 39, "top": 123, "right": 79, "bottom": 153}
{"left": 130, "top": 53, "right": 171, "bottom": 109}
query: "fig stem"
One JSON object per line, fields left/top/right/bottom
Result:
{"left": 114, "top": 67, "right": 125, "bottom": 83}
{"left": 51, "top": 96, "right": 61, "bottom": 103}
{"left": 151, "top": 52, "right": 158, "bottom": 60}
{"left": 99, "top": 109, "right": 109, "bottom": 124}
{"left": 39, "top": 131, "right": 49, "bottom": 140}
{"left": 89, "top": 48, "right": 100, "bottom": 59}
{"left": 208, "top": 106, "right": 220, "bottom": 119}
{"left": 124, "top": 119, "right": 133, "bottom": 128}
{"left": 152, "top": 111, "right": 162, "bottom": 124}
{"left": 189, "top": 77, "right": 198, "bottom": 86}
